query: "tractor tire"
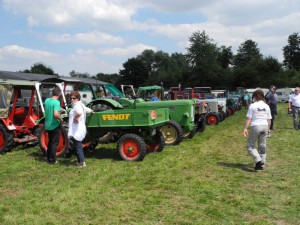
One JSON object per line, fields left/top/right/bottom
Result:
{"left": 38, "top": 124, "right": 69, "bottom": 157}
{"left": 183, "top": 126, "right": 197, "bottom": 139}
{"left": 146, "top": 129, "right": 165, "bottom": 152}
{"left": 219, "top": 110, "right": 227, "bottom": 120}
{"left": 117, "top": 133, "right": 147, "bottom": 161}
{"left": 159, "top": 120, "right": 183, "bottom": 146}
{"left": 0, "top": 124, "right": 14, "bottom": 154}
{"left": 217, "top": 112, "right": 224, "bottom": 122}
{"left": 206, "top": 112, "right": 220, "bottom": 125}
{"left": 196, "top": 116, "right": 206, "bottom": 132}
{"left": 226, "top": 106, "right": 235, "bottom": 116}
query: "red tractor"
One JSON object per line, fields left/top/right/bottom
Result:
{"left": 0, "top": 79, "right": 68, "bottom": 154}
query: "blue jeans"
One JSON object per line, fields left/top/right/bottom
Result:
{"left": 72, "top": 138, "right": 84, "bottom": 164}
{"left": 47, "top": 125, "right": 61, "bottom": 163}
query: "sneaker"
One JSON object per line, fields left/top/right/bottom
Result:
{"left": 76, "top": 162, "right": 86, "bottom": 168}
{"left": 255, "top": 161, "right": 265, "bottom": 170}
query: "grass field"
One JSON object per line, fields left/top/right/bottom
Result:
{"left": 0, "top": 103, "right": 299, "bottom": 225}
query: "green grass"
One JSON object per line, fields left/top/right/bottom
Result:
{"left": 0, "top": 103, "right": 299, "bottom": 225}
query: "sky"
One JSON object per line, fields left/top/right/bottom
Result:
{"left": 0, "top": 0, "right": 299, "bottom": 76}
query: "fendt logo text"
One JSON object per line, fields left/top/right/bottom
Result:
{"left": 102, "top": 114, "right": 131, "bottom": 120}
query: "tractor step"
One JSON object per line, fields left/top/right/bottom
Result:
{"left": 14, "top": 135, "right": 37, "bottom": 143}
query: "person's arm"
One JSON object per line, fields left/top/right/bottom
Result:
{"left": 54, "top": 110, "right": 63, "bottom": 123}
{"left": 243, "top": 117, "right": 251, "bottom": 137}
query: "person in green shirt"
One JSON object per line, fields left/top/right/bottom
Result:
{"left": 44, "top": 87, "right": 63, "bottom": 164}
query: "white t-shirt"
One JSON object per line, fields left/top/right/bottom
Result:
{"left": 68, "top": 101, "right": 93, "bottom": 141}
{"left": 246, "top": 100, "right": 272, "bottom": 126}
{"left": 288, "top": 93, "right": 300, "bottom": 107}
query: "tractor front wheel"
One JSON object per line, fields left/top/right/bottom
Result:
{"left": 146, "top": 129, "right": 165, "bottom": 152}
{"left": 39, "top": 125, "right": 69, "bottom": 157}
{"left": 206, "top": 112, "right": 220, "bottom": 125}
{"left": 0, "top": 124, "right": 14, "bottom": 154}
{"left": 160, "top": 121, "right": 183, "bottom": 146}
{"left": 117, "top": 133, "right": 147, "bottom": 161}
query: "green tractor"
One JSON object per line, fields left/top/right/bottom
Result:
{"left": 37, "top": 90, "right": 170, "bottom": 162}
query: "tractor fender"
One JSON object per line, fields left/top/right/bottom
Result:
{"left": 0, "top": 118, "right": 16, "bottom": 131}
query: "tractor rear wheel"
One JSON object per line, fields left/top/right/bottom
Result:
{"left": 117, "top": 133, "right": 147, "bottom": 161}
{"left": 0, "top": 124, "right": 14, "bottom": 154}
{"left": 226, "top": 106, "right": 235, "bottom": 116}
{"left": 39, "top": 124, "right": 69, "bottom": 157}
{"left": 146, "top": 129, "right": 165, "bottom": 152}
{"left": 206, "top": 112, "right": 220, "bottom": 125}
{"left": 160, "top": 121, "right": 183, "bottom": 146}
{"left": 183, "top": 126, "right": 197, "bottom": 139}
{"left": 196, "top": 116, "right": 206, "bottom": 132}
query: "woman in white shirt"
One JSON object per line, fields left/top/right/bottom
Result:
{"left": 243, "top": 89, "right": 272, "bottom": 170}
{"left": 68, "top": 91, "right": 93, "bottom": 168}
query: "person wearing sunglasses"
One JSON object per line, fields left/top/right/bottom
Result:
{"left": 68, "top": 91, "right": 93, "bottom": 168}
{"left": 288, "top": 87, "right": 300, "bottom": 130}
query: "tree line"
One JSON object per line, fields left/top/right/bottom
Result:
{"left": 22, "top": 30, "right": 300, "bottom": 90}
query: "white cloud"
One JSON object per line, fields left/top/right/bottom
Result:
{"left": 99, "top": 44, "right": 156, "bottom": 57}
{"left": 3, "top": 0, "right": 137, "bottom": 30}
{"left": 44, "top": 31, "right": 124, "bottom": 45}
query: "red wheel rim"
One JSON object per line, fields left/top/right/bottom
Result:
{"left": 120, "top": 139, "right": 140, "bottom": 159}
{"left": 41, "top": 130, "right": 67, "bottom": 155}
{"left": 207, "top": 116, "right": 217, "bottom": 125}
{"left": 0, "top": 131, "right": 5, "bottom": 149}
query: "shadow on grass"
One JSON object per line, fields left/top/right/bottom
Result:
{"left": 85, "top": 146, "right": 121, "bottom": 161}
{"left": 28, "top": 146, "right": 122, "bottom": 166}
{"left": 217, "top": 162, "right": 257, "bottom": 172}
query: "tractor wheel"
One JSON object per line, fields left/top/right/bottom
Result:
{"left": 146, "top": 129, "right": 165, "bottom": 152}
{"left": 217, "top": 112, "right": 224, "bottom": 122}
{"left": 39, "top": 125, "right": 69, "bottom": 157}
{"left": 0, "top": 124, "right": 14, "bottom": 154}
{"left": 183, "top": 126, "right": 197, "bottom": 139}
{"left": 159, "top": 121, "right": 183, "bottom": 146}
{"left": 117, "top": 133, "right": 147, "bottom": 161}
{"left": 206, "top": 112, "right": 220, "bottom": 125}
{"left": 226, "top": 106, "right": 235, "bottom": 116}
{"left": 196, "top": 116, "right": 206, "bottom": 132}
{"left": 219, "top": 110, "right": 227, "bottom": 120}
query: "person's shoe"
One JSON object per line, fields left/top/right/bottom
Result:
{"left": 255, "top": 161, "right": 265, "bottom": 170}
{"left": 76, "top": 162, "right": 86, "bottom": 168}
{"left": 267, "top": 132, "right": 271, "bottom": 138}
{"left": 48, "top": 160, "right": 59, "bottom": 165}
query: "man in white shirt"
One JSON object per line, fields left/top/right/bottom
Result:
{"left": 288, "top": 87, "right": 300, "bottom": 130}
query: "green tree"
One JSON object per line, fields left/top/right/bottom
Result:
{"left": 283, "top": 32, "right": 300, "bottom": 71}
{"left": 186, "top": 30, "right": 221, "bottom": 87}
{"left": 21, "top": 62, "right": 56, "bottom": 75}
{"left": 69, "top": 70, "right": 90, "bottom": 78}
{"left": 233, "top": 39, "right": 262, "bottom": 68}
{"left": 218, "top": 46, "right": 233, "bottom": 69}
{"left": 119, "top": 57, "right": 148, "bottom": 87}
{"left": 93, "top": 73, "right": 120, "bottom": 84}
